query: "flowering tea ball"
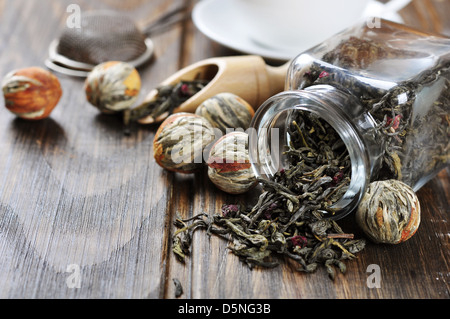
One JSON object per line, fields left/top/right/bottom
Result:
{"left": 195, "top": 93, "right": 255, "bottom": 133}
{"left": 2, "top": 67, "right": 62, "bottom": 120}
{"left": 153, "top": 113, "right": 215, "bottom": 174}
{"left": 85, "top": 61, "right": 141, "bottom": 113}
{"left": 207, "top": 131, "right": 256, "bottom": 194}
{"left": 356, "top": 180, "right": 420, "bottom": 244}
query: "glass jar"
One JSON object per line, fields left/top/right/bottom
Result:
{"left": 250, "top": 20, "right": 450, "bottom": 219}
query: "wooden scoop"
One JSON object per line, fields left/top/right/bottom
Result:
{"left": 138, "top": 55, "right": 290, "bottom": 124}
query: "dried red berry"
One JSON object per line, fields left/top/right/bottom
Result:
{"left": 291, "top": 235, "right": 307, "bottom": 248}
{"left": 221, "top": 204, "right": 240, "bottom": 217}
{"left": 319, "top": 71, "right": 330, "bottom": 79}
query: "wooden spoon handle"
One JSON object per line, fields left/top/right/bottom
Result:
{"left": 266, "top": 62, "right": 290, "bottom": 98}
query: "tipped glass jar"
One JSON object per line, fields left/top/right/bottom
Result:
{"left": 250, "top": 20, "right": 450, "bottom": 220}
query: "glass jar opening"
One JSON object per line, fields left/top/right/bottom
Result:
{"left": 249, "top": 90, "right": 372, "bottom": 219}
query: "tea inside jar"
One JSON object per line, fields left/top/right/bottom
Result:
{"left": 278, "top": 110, "right": 352, "bottom": 215}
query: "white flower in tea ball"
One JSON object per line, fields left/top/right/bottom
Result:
{"left": 356, "top": 179, "right": 420, "bottom": 244}
{"left": 153, "top": 113, "right": 216, "bottom": 174}
{"left": 195, "top": 93, "right": 254, "bottom": 133}
{"left": 85, "top": 61, "right": 141, "bottom": 113}
{"left": 207, "top": 131, "right": 257, "bottom": 194}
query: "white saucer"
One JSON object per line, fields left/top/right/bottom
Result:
{"left": 192, "top": 0, "right": 405, "bottom": 61}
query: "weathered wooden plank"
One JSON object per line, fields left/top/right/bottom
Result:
{"left": 0, "top": 0, "right": 187, "bottom": 299}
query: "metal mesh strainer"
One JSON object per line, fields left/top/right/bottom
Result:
{"left": 46, "top": 7, "right": 186, "bottom": 77}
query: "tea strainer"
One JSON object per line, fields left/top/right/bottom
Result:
{"left": 46, "top": 6, "right": 187, "bottom": 77}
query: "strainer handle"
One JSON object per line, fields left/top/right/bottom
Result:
{"left": 142, "top": 5, "right": 189, "bottom": 36}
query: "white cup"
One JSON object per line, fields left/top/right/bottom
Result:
{"left": 234, "top": 0, "right": 371, "bottom": 56}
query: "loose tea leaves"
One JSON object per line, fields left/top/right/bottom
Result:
{"left": 125, "top": 79, "right": 209, "bottom": 124}
{"left": 172, "top": 203, "right": 365, "bottom": 280}
{"left": 172, "top": 113, "right": 365, "bottom": 280}
{"left": 173, "top": 278, "right": 184, "bottom": 298}
{"left": 321, "top": 36, "right": 421, "bottom": 70}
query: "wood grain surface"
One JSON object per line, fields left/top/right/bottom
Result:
{"left": 0, "top": 0, "right": 448, "bottom": 299}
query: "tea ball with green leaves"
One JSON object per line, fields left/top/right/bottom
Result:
{"left": 207, "top": 131, "right": 256, "bottom": 194}
{"left": 356, "top": 180, "right": 420, "bottom": 244}
{"left": 195, "top": 93, "right": 255, "bottom": 134}
{"left": 153, "top": 113, "right": 216, "bottom": 174}
{"left": 85, "top": 61, "right": 141, "bottom": 114}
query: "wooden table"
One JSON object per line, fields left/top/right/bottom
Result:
{"left": 0, "top": 0, "right": 448, "bottom": 300}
